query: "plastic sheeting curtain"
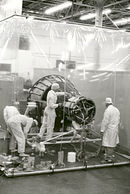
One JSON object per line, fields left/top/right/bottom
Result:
{"left": 0, "top": 16, "right": 130, "bottom": 149}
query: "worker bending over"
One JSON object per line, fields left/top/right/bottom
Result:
{"left": 101, "top": 97, "right": 120, "bottom": 162}
{"left": 6, "top": 113, "right": 37, "bottom": 157}
{"left": 4, "top": 105, "right": 20, "bottom": 154}
{"left": 4, "top": 105, "right": 20, "bottom": 123}
{"left": 37, "top": 83, "right": 62, "bottom": 141}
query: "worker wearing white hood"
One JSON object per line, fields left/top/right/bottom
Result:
{"left": 101, "top": 98, "right": 120, "bottom": 162}
{"left": 6, "top": 114, "right": 37, "bottom": 157}
{"left": 3, "top": 105, "right": 20, "bottom": 123}
{"left": 3, "top": 105, "right": 20, "bottom": 154}
{"left": 38, "top": 83, "right": 62, "bottom": 140}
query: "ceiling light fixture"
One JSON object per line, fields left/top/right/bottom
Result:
{"left": 114, "top": 17, "right": 130, "bottom": 25}
{"left": 103, "top": 9, "right": 111, "bottom": 15}
{"left": 80, "top": 9, "right": 111, "bottom": 20}
{"left": 45, "top": 1, "right": 72, "bottom": 15}
{"left": 80, "top": 13, "right": 96, "bottom": 20}
{"left": 127, "top": 5, "right": 130, "bottom": 9}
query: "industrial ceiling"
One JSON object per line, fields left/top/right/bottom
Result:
{"left": 22, "top": 0, "right": 130, "bottom": 31}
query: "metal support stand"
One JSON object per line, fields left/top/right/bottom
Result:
{"left": 76, "top": 120, "right": 90, "bottom": 164}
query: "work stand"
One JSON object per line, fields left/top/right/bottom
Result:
{"left": 0, "top": 130, "right": 130, "bottom": 177}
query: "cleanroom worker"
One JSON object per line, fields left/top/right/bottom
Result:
{"left": 4, "top": 105, "right": 20, "bottom": 123}
{"left": 3, "top": 105, "right": 20, "bottom": 154}
{"left": 101, "top": 97, "right": 120, "bottom": 162}
{"left": 37, "top": 83, "right": 62, "bottom": 140}
{"left": 7, "top": 114, "right": 38, "bottom": 157}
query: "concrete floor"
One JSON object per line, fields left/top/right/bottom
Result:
{"left": 0, "top": 166, "right": 130, "bottom": 194}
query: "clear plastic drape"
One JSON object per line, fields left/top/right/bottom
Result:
{"left": 0, "top": 16, "right": 130, "bottom": 149}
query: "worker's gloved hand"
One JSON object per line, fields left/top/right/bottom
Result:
{"left": 58, "top": 103, "right": 63, "bottom": 108}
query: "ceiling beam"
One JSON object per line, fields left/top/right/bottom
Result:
{"left": 58, "top": 8, "right": 94, "bottom": 21}
{"left": 112, "top": 9, "right": 130, "bottom": 15}
{"left": 74, "top": 2, "right": 95, "bottom": 8}
{"left": 23, "top": 0, "right": 39, "bottom": 3}
{"left": 104, "top": 0, "right": 130, "bottom": 8}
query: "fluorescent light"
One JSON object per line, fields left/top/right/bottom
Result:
{"left": 127, "top": 5, "right": 130, "bottom": 9}
{"left": 80, "top": 13, "right": 96, "bottom": 20}
{"left": 119, "top": 29, "right": 126, "bottom": 32}
{"left": 45, "top": 1, "right": 72, "bottom": 15}
{"left": 103, "top": 9, "right": 111, "bottom": 15}
{"left": 80, "top": 9, "right": 111, "bottom": 21}
{"left": 114, "top": 18, "right": 130, "bottom": 25}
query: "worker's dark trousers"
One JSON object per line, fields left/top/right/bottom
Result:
{"left": 104, "top": 147, "right": 115, "bottom": 159}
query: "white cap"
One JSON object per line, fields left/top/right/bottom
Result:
{"left": 105, "top": 97, "right": 113, "bottom": 104}
{"left": 33, "top": 119, "right": 38, "bottom": 126}
{"left": 51, "top": 83, "right": 60, "bottom": 90}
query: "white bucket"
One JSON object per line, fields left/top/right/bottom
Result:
{"left": 67, "top": 152, "right": 76, "bottom": 163}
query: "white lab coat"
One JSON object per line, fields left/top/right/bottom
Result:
{"left": 7, "top": 115, "right": 33, "bottom": 153}
{"left": 101, "top": 105, "right": 120, "bottom": 147}
{"left": 38, "top": 90, "right": 58, "bottom": 140}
